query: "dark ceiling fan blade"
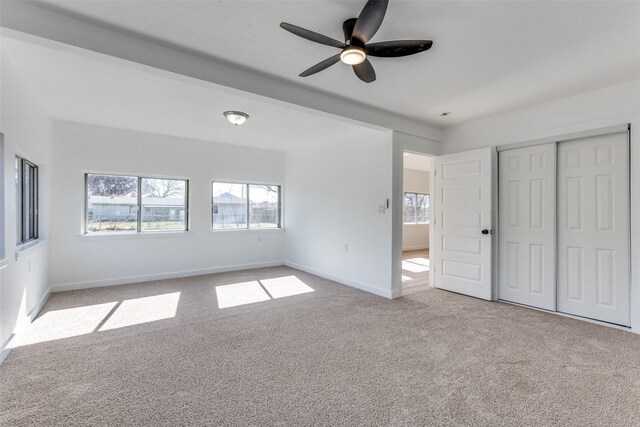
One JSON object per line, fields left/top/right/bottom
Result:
{"left": 342, "top": 18, "right": 357, "bottom": 43}
{"left": 366, "top": 40, "right": 433, "bottom": 57}
{"left": 280, "top": 22, "right": 346, "bottom": 49}
{"left": 352, "top": 59, "right": 376, "bottom": 83}
{"left": 352, "top": 0, "right": 389, "bottom": 44}
{"left": 299, "top": 54, "right": 342, "bottom": 77}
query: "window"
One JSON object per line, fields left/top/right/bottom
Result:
{"left": 403, "top": 192, "right": 429, "bottom": 224}
{"left": 0, "top": 134, "right": 4, "bottom": 259}
{"left": 15, "top": 156, "right": 39, "bottom": 245}
{"left": 212, "top": 182, "right": 281, "bottom": 230}
{"left": 141, "top": 178, "right": 188, "bottom": 232}
{"left": 86, "top": 174, "right": 188, "bottom": 234}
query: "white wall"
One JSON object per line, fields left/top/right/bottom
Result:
{"left": 0, "top": 46, "right": 53, "bottom": 360}
{"left": 402, "top": 169, "right": 430, "bottom": 250}
{"left": 443, "top": 78, "right": 640, "bottom": 333}
{"left": 49, "top": 121, "right": 285, "bottom": 291}
{"left": 284, "top": 128, "right": 394, "bottom": 298}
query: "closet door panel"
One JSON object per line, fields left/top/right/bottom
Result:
{"left": 557, "top": 132, "right": 630, "bottom": 326}
{"left": 498, "top": 143, "right": 556, "bottom": 310}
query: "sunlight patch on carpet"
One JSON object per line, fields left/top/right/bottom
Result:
{"left": 260, "top": 276, "right": 314, "bottom": 299}
{"left": 215, "top": 276, "right": 315, "bottom": 308}
{"left": 13, "top": 302, "right": 118, "bottom": 347}
{"left": 100, "top": 292, "right": 181, "bottom": 331}
{"left": 216, "top": 281, "right": 271, "bottom": 308}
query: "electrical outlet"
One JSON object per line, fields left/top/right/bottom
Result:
{"left": 378, "top": 205, "right": 386, "bottom": 213}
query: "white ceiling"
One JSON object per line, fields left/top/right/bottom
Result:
{"left": 3, "top": 37, "right": 378, "bottom": 152}
{"left": 35, "top": 0, "right": 640, "bottom": 127}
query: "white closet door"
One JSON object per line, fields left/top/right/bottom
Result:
{"left": 434, "top": 147, "right": 493, "bottom": 300}
{"left": 557, "top": 132, "right": 630, "bottom": 326}
{"left": 498, "top": 143, "right": 556, "bottom": 310}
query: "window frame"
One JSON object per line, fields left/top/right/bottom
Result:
{"left": 211, "top": 180, "right": 282, "bottom": 231}
{"left": 403, "top": 191, "right": 430, "bottom": 225}
{"left": 84, "top": 172, "right": 189, "bottom": 235}
{"left": 15, "top": 155, "right": 39, "bottom": 246}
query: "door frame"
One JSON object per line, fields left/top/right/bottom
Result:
{"left": 391, "top": 132, "right": 441, "bottom": 298}
{"left": 392, "top": 133, "right": 498, "bottom": 300}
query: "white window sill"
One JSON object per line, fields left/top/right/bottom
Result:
{"left": 0, "top": 257, "right": 9, "bottom": 269}
{"left": 210, "top": 228, "right": 284, "bottom": 235}
{"left": 78, "top": 231, "right": 193, "bottom": 241}
{"left": 15, "top": 239, "right": 45, "bottom": 260}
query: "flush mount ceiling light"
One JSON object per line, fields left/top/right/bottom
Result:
{"left": 223, "top": 111, "right": 249, "bottom": 126}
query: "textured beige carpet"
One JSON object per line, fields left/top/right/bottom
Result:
{"left": 2, "top": 266, "right": 640, "bottom": 426}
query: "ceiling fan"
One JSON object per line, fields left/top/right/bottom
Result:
{"left": 280, "top": 0, "right": 432, "bottom": 83}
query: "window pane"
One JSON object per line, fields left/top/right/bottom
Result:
{"left": 249, "top": 185, "right": 279, "bottom": 228}
{"left": 403, "top": 193, "right": 416, "bottom": 223}
{"left": 15, "top": 157, "right": 22, "bottom": 243}
{"left": 26, "top": 163, "right": 38, "bottom": 240}
{"left": 212, "top": 182, "right": 247, "bottom": 229}
{"left": 416, "top": 194, "right": 430, "bottom": 224}
{"left": 141, "top": 178, "right": 187, "bottom": 232}
{"left": 16, "top": 157, "right": 39, "bottom": 244}
{"left": 23, "top": 162, "right": 31, "bottom": 242}
{"left": 86, "top": 174, "right": 138, "bottom": 233}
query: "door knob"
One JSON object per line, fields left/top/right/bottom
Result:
{"left": 482, "top": 229, "right": 490, "bottom": 235}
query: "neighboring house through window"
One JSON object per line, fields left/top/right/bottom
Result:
{"left": 85, "top": 174, "right": 188, "bottom": 233}
{"left": 212, "top": 182, "right": 281, "bottom": 230}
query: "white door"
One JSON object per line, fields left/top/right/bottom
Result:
{"left": 557, "top": 132, "right": 630, "bottom": 326}
{"left": 434, "top": 148, "right": 493, "bottom": 300}
{"left": 498, "top": 143, "right": 556, "bottom": 310}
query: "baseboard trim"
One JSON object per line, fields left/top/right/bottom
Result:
{"left": 27, "top": 287, "right": 51, "bottom": 322}
{"left": 402, "top": 245, "right": 429, "bottom": 251}
{"left": 284, "top": 261, "right": 393, "bottom": 299}
{"left": 0, "top": 333, "right": 15, "bottom": 365}
{"left": 51, "top": 261, "right": 285, "bottom": 292}
{"left": 0, "top": 287, "right": 51, "bottom": 366}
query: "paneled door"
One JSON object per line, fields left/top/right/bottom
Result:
{"left": 498, "top": 143, "right": 556, "bottom": 310}
{"left": 557, "top": 132, "right": 630, "bottom": 326}
{"left": 434, "top": 148, "right": 493, "bottom": 300}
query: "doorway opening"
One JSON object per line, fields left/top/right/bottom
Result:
{"left": 401, "top": 151, "right": 433, "bottom": 295}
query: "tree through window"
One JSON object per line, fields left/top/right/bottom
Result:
{"left": 403, "top": 192, "right": 429, "bottom": 224}
{"left": 86, "top": 174, "right": 188, "bottom": 233}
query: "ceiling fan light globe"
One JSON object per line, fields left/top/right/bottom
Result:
{"left": 340, "top": 47, "right": 366, "bottom": 65}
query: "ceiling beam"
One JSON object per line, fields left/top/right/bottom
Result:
{"left": 1, "top": 1, "right": 443, "bottom": 143}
